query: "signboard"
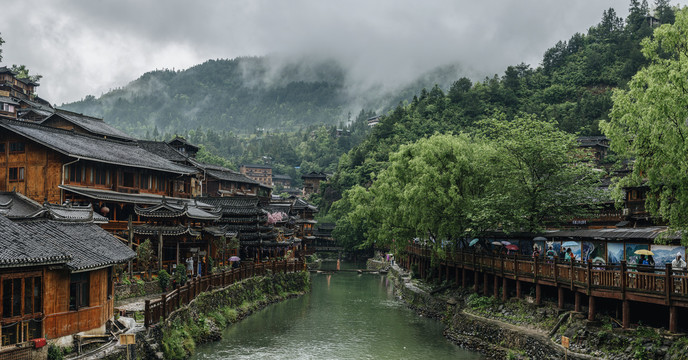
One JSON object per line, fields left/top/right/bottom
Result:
{"left": 561, "top": 335, "right": 570, "bottom": 348}
{"left": 119, "top": 334, "right": 135, "bottom": 345}
{"left": 190, "top": 248, "right": 199, "bottom": 253}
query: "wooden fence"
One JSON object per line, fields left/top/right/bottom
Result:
{"left": 144, "top": 259, "right": 305, "bottom": 328}
{"left": 406, "top": 245, "right": 688, "bottom": 304}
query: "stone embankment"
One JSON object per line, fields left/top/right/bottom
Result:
{"left": 386, "top": 265, "right": 688, "bottom": 360}
{"left": 144, "top": 271, "right": 310, "bottom": 360}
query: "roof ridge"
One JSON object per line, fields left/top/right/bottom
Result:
{"left": 0, "top": 117, "right": 137, "bottom": 146}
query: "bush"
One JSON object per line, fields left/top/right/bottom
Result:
{"left": 174, "top": 264, "right": 187, "bottom": 286}
{"left": 158, "top": 269, "right": 171, "bottom": 292}
{"left": 47, "top": 344, "right": 63, "bottom": 360}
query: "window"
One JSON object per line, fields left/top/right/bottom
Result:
{"left": 68, "top": 164, "right": 82, "bottom": 183}
{"left": 95, "top": 167, "right": 108, "bottom": 186}
{"left": 156, "top": 175, "right": 166, "bottom": 191}
{"left": 0, "top": 143, "right": 5, "bottom": 154}
{"left": 140, "top": 174, "right": 150, "bottom": 190}
{"left": 1, "top": 103, "right": 14, "bottom": 112}
{"left": 9, "top": 142, "right": 24, "bottom": 153}
{"left": 69, "top": 273, "right": 89, "bottom": 310}
{"left": 8, "top": 167, "right": 24, "bottom": 181}
{"left": 122, "top": 172, "right": 134, "bottom": 188}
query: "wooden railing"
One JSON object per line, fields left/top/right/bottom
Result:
{"left": 407, "top": 245, "right": 688, "bottom": 301}
{"left": 144, "top": 259, "right": 305, "bottom": 328}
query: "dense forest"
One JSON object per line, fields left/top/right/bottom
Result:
{"left": 60, "top": 57, "right": 462, "bottom": 137}
{"left": 320, "top": 0, "right": 677, "bottom": 249}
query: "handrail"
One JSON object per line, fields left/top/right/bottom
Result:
{"left": 144, "top": 259, "right": 305, "bottom": 328}
{"left": 404, "top": 244, "right": 688, "bottom": 302}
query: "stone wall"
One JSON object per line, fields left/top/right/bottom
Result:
{"left": 115, "top": 279, "right": 160, "bottom": 300}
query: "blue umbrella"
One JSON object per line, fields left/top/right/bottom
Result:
{"left": 562, "top": 241, "right": 579, "bottom": 247}
{"left": 469, "top": 238, "right": 480, "bottom": 247}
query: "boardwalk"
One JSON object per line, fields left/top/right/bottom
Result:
{"left": 403, "top": 245, "right": 688, "bottom": 332}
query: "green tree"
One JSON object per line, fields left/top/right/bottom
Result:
{"left": 10, "top": 64, "right": 42, "bottom": 83}
{"left": 0, "top": 33, "right": 4, "bottom": 62}
{"left": 603, "top": 8, "right": 688, "bottom": 235}
{"left": 137, "top": 239, "right": 154, "bottom": 280}
{"left": 478, "top": 115, "right": 602, "bottom": 232}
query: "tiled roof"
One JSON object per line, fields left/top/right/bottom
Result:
{"left": 6, "top": 217, "right": 135, "bottom": 271}
{"left": 292, "top": 198, "right": 318, "bottom": 212}
{"left": 60, "top": 185, "right": 214, "bottom": 208}
{"left": 18, "top": 108, "right": 54, "bottom": 121}
{"left": 133, "top": 224, "right": 201, "bottom": 237}
{"left": 0, "top": 216, "right": 71, "bottom": 268}
{"left": 45, "top": 110, "right": 133, "bottom": 140}
{"left": 0, "top": 192, "right": 42, "bottom": 218}
{"left": 42, "top": 203, "right": 109, "bottom": 224}
{"left": 168, "top": 136, "right": 199, "bottom": 151}
{"left": 206, "top": 169, "right": 260, "bottom": 185}
{"left": 0, "top": 119, "right": 197, "bottom": 175}
{"left": 545, "top": 227, "right": 680, "bottom": 241}
{"left": 134, "top": 200, "right": 221, "bottom": 220}
{"left": 242, "top": 164, "right": 271, "bottom": 169}
{"left": 138, "top": 141, "right": 189, "bottom": 163}
{"left": 0, "top": 96, "right": 19, "bottom": 106}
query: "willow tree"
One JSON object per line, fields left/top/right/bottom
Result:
{"left": 602, "top": 8, "right": 688, "bottom": 234}
{"left": 338, "top": 133, "right": 495, "bottom": 252}
{"left": 479, "top": 114, "right": 602, "bottom": 233}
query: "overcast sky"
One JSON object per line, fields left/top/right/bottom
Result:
{"left": 1, "top": 1, "right": 680, "bottom": 105}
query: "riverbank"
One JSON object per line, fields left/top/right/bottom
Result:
{"left": 387, "top": 265, "right": 688, "bottom": 360}
{"left": 148, "top": 271, "right": 310, "bottom": 360}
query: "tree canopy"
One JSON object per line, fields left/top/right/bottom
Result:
{"left": 602, "top": 7, "right": 688, "bottom": 234}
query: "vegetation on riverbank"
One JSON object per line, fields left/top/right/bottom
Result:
{"left": 389, "top": 266, "right": 688, "bottom": 359}
{"left": 159, "top": 271, "right": 310, "bottom": 359}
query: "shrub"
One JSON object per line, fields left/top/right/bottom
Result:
{"left": 47, "top": 344, "right": 63, "bottom": 360}
{"left": 158, "top": 269, "right": 171, "bottom": 292}
{"left": 174, "top": 264, "right": 187, "bottom": 286}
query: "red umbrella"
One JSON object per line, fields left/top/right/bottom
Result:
{"left": 505, "top": 244, "right": 519, "bottom": 251}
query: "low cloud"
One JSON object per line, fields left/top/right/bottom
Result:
{"left": 1, "top": 0, "right": 655, "bottom": 105}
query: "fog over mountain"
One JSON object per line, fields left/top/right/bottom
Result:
{"left": 1, "top": 0, "right": 651, "bottom": 106}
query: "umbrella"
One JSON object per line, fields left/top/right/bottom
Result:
{"left": 469, "top": 238, "right": 480, "bottom": 247}
{"left": 501, "top": 241, "right": 512, "bottom": 246}
{"left": 229, "top": 256, "right": 241, "bottom": 261}
{"left": 505, "top": 244, "right": 519, "bottom": 251}
{"left": 634, "top": 249, "right": 654, "bottom": 256}
{"left": 562, "top": 241, "right": 579, "bottom": 247}
{"left": 491, "top": 241, "right": 503, "bottom": 246}
{"left": 533, "top": 236, "right": 547, "bottom": 241}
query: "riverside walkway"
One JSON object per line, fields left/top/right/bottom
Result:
{"left": 144, "top": 259, "right": 304, "bottom": 328}
{"left": 403, "top": 245, "right": 688, "bottom": 332}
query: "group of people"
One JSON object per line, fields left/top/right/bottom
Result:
{"left": 541, "top": 245, "right": 575, "bottom": 261}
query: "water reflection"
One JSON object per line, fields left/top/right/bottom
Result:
{"left": 192, "top": 262, "right": 482, "bottom": 360}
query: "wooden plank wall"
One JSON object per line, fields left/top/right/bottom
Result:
{"left": 43, "top": 268, "right": 113, "bottom": 339}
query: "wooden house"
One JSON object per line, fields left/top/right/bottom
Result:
{"left": 240, "top": 164, "right": 272, "bottom": 187}
{"left": 0, "top": 119, "right": 200, "bottom": 235}
{"left": 39, "top": 110, "right": 134, "bottom": 142}
{"left": 301, "top": 172, "right": 327, "bottom": 197}
{"left": 0, "top": 214, "right": 134, "bottom": 353}
{"left": 272, "top": 174, "right": 293, "bottom": 189}
{"left": 0, "top": 66, "right": 39, "bottom": 103}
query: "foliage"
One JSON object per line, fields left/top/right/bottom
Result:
{"left": 602, "top": 7, "right": 688, "bottom": 238}
{"left": 158, "top": 269, "right": 171, "bottom": 292}
{"left": 174, "top": 264, "right": 187, "bottom": 286}
{"left": 10, "top": 64, "right": 42, "bottom": 83}
{"left": 0, "top": 33, "right": 3, "bottom": 62}
{"left": 477, "top": 114, "right": 603, "bottom": 233}
{"left": 47, "top": 344, "right": 63, "bottom": 360}
{"left": 137, "top": 239, "right": 154, "bottom": 280}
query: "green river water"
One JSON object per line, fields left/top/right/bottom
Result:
{"left": 191, "top": 262, "right": 482, "bottom": 360}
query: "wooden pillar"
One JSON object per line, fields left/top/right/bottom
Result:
{"left": 535, "top": 283, "right": 542, "bottom": 305}
{"left": 128, "top": 215, "right": 133, "bottom": 277}
{"left": 516, "top": 280, "right": 521, "bottom": 299}
{"left": 493, "top": 275, "right": 499, "bottom": 299}
{"left": 462, "top": 268, "right": 467, "bottom": 288}
{"left": 558, "top": 287, "right": 565, "bottom": 309}
{"left": 455, "top": 266, "right": 459, "bottom": 286}
{"left": 588, "top": 296, "right": 596, "bottom": 321}
{"left": 670, "top": 306, "right": 678, "bottom": 333}
{"left": 473, "top": 271, "right": 479, "bottom": 293}
{"left": 176, "top": 242, "right": 180, "bottom": 267}
{"left": 502, "top": 277, "right": 508, "bottom": 302}
{"left": 575, "top": 292, "right": 581, "bottom": 313}
{"left": 158, "top": 231, "right": 163, "bottom": 271}
{"left": 483, "top": 273, "right": 489, "bottom": 296}
{"left": 622, "top": 300, "right": 630, "bottom": 329}
{"left": 445, "top": 263, "right": 450, "bottom": 283}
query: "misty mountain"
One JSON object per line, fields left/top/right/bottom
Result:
{"left": 59, "top": 56, "right": 464, "bottom": 136}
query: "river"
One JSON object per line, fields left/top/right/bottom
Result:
{"left": 191, "top": 261, "right": 482, "bottom": 360}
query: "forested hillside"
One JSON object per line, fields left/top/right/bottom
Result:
{"left": 60, "top": 57, "right": 462, "bottom": 137}
{"left": 321, "top": 1, "right": 674, "bottom": 221}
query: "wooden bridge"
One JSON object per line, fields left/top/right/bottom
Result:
{"left": 144, "top": 259, "right": 305, "bottom": 328}
{"left": 403, "top": 245, "right": 688, "bottom": 332}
